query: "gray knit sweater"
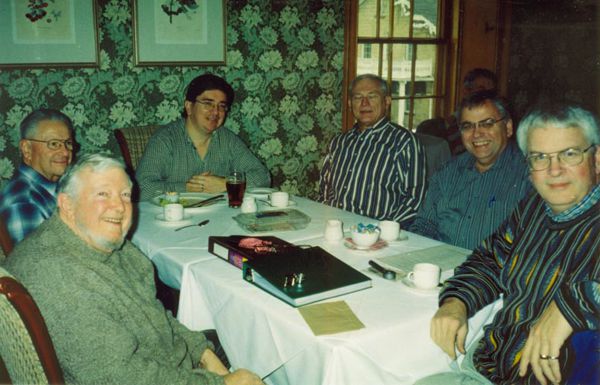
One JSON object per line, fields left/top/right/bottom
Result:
{"left": 3, "top": 214, "right": 225, "bottom": 385}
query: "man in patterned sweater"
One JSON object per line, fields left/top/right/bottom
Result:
{"left": 4, "top": 154, "right": 263, "bottom": 385}
{"left": 417, "top": 104, "right": 599, "bottom": 385}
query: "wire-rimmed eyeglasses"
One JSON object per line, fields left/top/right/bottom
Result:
{"left": 27, "top": 138, "right": 74, "bottom": 151}
{"left": 459, "top": 116, "right": 506, "bottom": 133}
{"left": 526, "top": 145, "right": 595, "bottom": 171}
{"left": 194, "top": 99, "right": 229, "bottom": 112}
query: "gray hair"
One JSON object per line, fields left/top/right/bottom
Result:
{"left": 516, "top": 104, "right": 600, "bottom": 154}
{"left": 349, "top": 74, "right": 389, "bottom": 96}
{"left": 457, "top": 89, "right": 510, "bottom": 122}
{"left": 20, "top": 108, "right": 74, "bottom": 139}
{"left": 58, "top": 153, "right": 131, "bottom": 198}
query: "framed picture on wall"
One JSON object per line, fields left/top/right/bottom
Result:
{"left": 0, "top": 0, "right": 99, "bottom": 68}
{"left": 133, "top": 0, "right": 226, "bottom": 66}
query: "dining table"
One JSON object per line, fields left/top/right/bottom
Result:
{"left": 131, "top": 193, "right": 502, "bottom": 385}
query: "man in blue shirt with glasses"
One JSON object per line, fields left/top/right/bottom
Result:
{"left": 0, "top": 108, "right": 74, "bottom": 246}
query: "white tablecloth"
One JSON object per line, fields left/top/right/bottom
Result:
{"left": 174, "top": 222, "right": 501, "bottom": 385}
{"left": 131, "top": 196, "right": 379, "bottom": 288}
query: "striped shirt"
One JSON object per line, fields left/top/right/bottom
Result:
{"left": 318, "top": 118, "right": 427, "bottom": 225}
{"left": 136, "top": 119, "right": 270, "bottom": 201}
{"left": 409, "top": 142, "right": 532, "bottom": 249}
{"left": 0, "top": 164, "right": 57, "bottom": 244}
{"left": 441, "top": 191, "right": 600, "bottom": 384}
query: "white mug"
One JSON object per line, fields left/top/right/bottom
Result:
{"left": 270, "top": 191, "right": 289, "bottom": 207}
{"left": 164, "top": 203, "right": 184, "bottom": 222}
{"left": 379, "top": 220, "right": 400, "bottom": 241}
{"left": 324, "top": 219, "right": 344, "bottom": 242}
{"left": 241, "top": 196, "right": 257, "bottom": 213}
{"left": 407, "top": 263, "right": 441, "bottom": 290}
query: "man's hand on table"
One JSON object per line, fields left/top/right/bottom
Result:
{"left": 430, "top": 297, "right": 468, "bottom": 360}
{"left": 186, "top": 172, "right": 226, "bottom": 194}
{"left": 518, "top": 300, "right": 572, "bottom": 385}
{"left": 224, "top": 369, "right": 265, "bottom": 385}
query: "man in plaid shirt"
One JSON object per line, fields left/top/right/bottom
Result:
{"left": 0, "top": 109, "right": 74, "bottom": 245}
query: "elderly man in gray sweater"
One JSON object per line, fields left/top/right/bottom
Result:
{"left": 3, "top": 154, "right": 263, "bottom": 385}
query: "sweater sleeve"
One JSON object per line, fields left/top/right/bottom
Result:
{"left": 555, "top": 277, "right": 600, "bottom": 331}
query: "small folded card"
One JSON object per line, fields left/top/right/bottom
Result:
{"left": 298, "top": 300, "right": 365, "bottom": 336}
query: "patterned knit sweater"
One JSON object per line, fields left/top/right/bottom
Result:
{"left": 3, "top": 214, "right": 225, "bottom": 385}
{"left": 441, "top": 193, "right": 599, "bottom": 384}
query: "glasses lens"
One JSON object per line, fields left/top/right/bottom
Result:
{"left": 459, "top": 123, "right": 473, "bottom": 132}
{"left": 559, "top": 149, "right": 583, "bottom": 166}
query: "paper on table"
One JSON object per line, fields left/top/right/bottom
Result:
{"left": 298, "top": 300, "right": 365, "bottom": 336}
{"left": 376, "top": 244, "right": 472, "bottom": 274}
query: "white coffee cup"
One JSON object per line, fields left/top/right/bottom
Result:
{"left": 407, "top": 263, "right": 441, "bottom": 290}
{"left": 379, "top": 220, "right": 400, "bottom": 241}
{"left": 164, "top": 203, "right": 184, "bottom": 222}
{"left": 270, "top": 191, "right": 289, "bottom": 207}
{"left": 324, "top": 219, "right": 344, "bottom": 242}
{"left": 241, "top": 196, "right": 257, "bottom": 213}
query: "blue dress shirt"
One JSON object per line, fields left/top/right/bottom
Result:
{"left": 409, "top": 142, "right": 532, "bottom": 249}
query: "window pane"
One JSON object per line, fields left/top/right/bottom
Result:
{"left": 380, "top": 0, "right": 390, "bottom": 38}
{"left": 393, "top": 0, "right": 411, "bottom": 38}
{"left": 357, "top": 43, "right": 381, "bottom": 76}
{"left": 413, "top": 0, "right": 439, "bottom": 38}
{"left": 415, "top": 44, "right": 438, "bottom": 96}
{"left": 390, "top": 98, "right": 412, "bottom": 129}
{"left": 358, "top": 0, "right": 378, "bottom": 37}
{"left": 390, "top": 44, "right": 413, "bottom": 97}
{"left": 413, "top": 98, "right": 437, "bottom": 129}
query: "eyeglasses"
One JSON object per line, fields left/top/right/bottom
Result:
{"left": 27, "top": 138, "right": 74, "bottom": 151}
{"left": 526, "top": 145, "right": 595, "bottom": 171}
{"left": 351, "top": 93, "right": 382, "bottom": 104}
{"left": 459, "top": 116, "right": 506, "bottom": 133}
{"left": 194, "top": 99, "right": 229, "bottom": 112}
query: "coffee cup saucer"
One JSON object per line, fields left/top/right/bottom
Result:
{"left": 343, "top": 238, "right": 387, "bottom": 251}
{"left": 400, "top": 277, "right": 440, "bottom": 295}
{"left": 155, "top": 213, "right": 192, "bottom": 226}
{"left": 262, "top": 199, "right": 296, "bottom": 208}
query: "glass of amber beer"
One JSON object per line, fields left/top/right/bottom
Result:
{"left": 226, "top": 171, "right": 246, "bottom": 208}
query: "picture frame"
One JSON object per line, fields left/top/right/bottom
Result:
{"left": 0, "top": 1, "right": 99, "bottom": 68}
{"left": 133, "top": 0, "right": 226, "bottom": 66}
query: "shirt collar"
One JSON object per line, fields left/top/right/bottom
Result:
{"left": 351, "top": 117, "right": 389, "bottom": 134}
{"left": 19, "top": 164, "right": 58, "bottom": 197}
{"left": 545, "top": 183, "right": 600, "bottom": 222}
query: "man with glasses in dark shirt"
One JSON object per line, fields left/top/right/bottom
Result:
{"left": 136, "top": 73, "right": 270, "bottom": 201}
{"left": 0, "top": 108, "right": 74, "bottom": 245}
{"left": 410, "top": 90, "right": 531, "bottom": 249}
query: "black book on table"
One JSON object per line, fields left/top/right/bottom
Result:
{"left": 242, "top": 244, "right": 372, "bottom": 307}
{"left": 208, "top": 235, "right": 295, "bottom": 269}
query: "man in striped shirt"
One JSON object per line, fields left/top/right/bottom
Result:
{"left": 318, "top": 74, "right": 427, "bottom": 225}
{"left": 418, "top": 104, "right": 599, "bottom": 385}
{"left": 410, "top": 90, "right": 532, "bottom": 249}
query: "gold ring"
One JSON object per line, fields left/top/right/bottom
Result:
{"left": 539, "top": 354, "right": 559, "bottom": 360}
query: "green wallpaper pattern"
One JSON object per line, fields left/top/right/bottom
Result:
{"left": 0, "top": 0, "right": 345, "bottom": 198}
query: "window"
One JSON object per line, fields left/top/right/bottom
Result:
{"left": 352, "top": 0, "right": 449, "bottom": 131}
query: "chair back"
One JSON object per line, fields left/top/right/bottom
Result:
{"left": 114, "top": 125, "right": 160, "bottom": 172}
{"left": 415, "top": 133, "right": 452, "bottom": 179}
{"left": 0, "top": 216, "right": 14, "bottom": 257}
{"left": 0, "top": 267, "right": 64, "bottom": 384}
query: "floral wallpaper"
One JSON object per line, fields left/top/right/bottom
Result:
{"left": 0, "top": 0, "right": 346, "bottom": 199}
{"left": 507, "top": 0, "right": 598, "bottom": 121}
